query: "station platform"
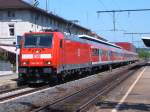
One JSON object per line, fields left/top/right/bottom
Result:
{"left": 0, "top": 73, "right": 17, "bottom": 90}
{"left": 89, "top": 63, "right": 150, "bottom": 112}
{"left": 0, "top": 71, "right": 14, "bottom": 76}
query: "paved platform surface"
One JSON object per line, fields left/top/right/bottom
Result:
{"left": 88, "top": 65, "right": 150, "bottom": 112}
{"left": 0, "top": 74, "right": 17, "bottom": 87}
{"left": 0, "top": 71, "right": 14, "bottom": 76}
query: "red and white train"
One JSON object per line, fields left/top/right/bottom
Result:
{"left": 18, "top": 31, "right": 138, "bottom": 84}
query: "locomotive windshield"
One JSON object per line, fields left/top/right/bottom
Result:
{"left": 24, "top": 34, "right": 53, "bottom": 48}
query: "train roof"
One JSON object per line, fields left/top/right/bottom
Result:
{"left": 78, "top": 35, "right": 122, "bottom": 49}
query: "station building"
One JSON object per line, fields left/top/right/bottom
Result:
{"left": 0, "top": 0, "right": 94, "bottom": 45}
{"left": 0, "top": 0, "right": 107, "bottom": 65}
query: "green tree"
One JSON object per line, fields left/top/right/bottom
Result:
{"left": 138, "top": 49, "right": 150, "bottom": 59}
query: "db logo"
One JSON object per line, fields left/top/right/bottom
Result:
{"left": 33, "top": 54, "right": 40, "bottom": 58}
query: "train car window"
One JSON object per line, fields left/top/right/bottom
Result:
{"left": 92, "top": 48, "right": 99, "bottom": 56}
{"left": 92, "top": 49, "right": 95, "bottom": 56}
{"left": 108, "top": 51, "right": 112, "bottom": 57}
{"left": 106, "top": 51, "right": 108, "bottom": 57}
{"left": 107, "top": 51, "right": 110, "bottom": 57}
{"left": 102, "top": 50, "right": 104, "bottom": 56}
{"left": 99, "top": 49, "right": 102, "bottom": 56}
{"left": 103, "top": 50, "right": 107, "bottom": 56}
{"left": 104, "top": 51, "right": 106, "bottom": 56}
{"left": 96, "top": 49, "right": 99, "bottom": 56}
{"left": 60, "top": 39, "right": 63, "bottom": 48}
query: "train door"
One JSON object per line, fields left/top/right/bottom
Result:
{"left": 59, "top": 39, "right": 64, "bottom": 73}
{"left": 99, "top": 49, "right": 102, "bottom": 62}
{"left": 108, "top": 50, "right": 111, "bottom": 61}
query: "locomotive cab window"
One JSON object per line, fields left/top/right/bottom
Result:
{"left": 24, "top": 34, "right": 53, "bottom": 48}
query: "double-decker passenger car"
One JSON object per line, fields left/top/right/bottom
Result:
{"left": 18, "top": 31, "right": 138, "bottom": 85}
{"left": 79, "top": 35, "right": 138, "bottom": 66}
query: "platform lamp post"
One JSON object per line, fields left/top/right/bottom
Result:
{"left": 15, "top": 36, "right": 22, "bottom": 74}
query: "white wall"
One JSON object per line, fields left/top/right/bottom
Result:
{"left": 0, "top": 9, "right": 88, "bottom": 45}
{"left": 0, "top": 10, "right": 32, "bottom": 44}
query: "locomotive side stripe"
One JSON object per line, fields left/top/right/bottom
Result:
{"left": 22, "top": 54, "right": 52, "bottom": 59}
{"left": 40, "top": 54, "right": 52, "bottom": 59}
{"left": 22, "top": 54, "right": 33, "bottom": 59}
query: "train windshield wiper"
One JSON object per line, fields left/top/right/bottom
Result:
{"left": 24, "top": 45, "right": 37, "bottom": 48}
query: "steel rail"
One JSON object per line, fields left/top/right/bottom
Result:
{"left": 0, "top": 85, "right": 27, "bottom": 95}
{"left": 30, "top": 62, "right": 142, "bottom": 112}
{"left": 0, "top": 85, "right": 49, "bottom": 102}
{"left": 76, "top": 70, "right": 137, "bottom": 112}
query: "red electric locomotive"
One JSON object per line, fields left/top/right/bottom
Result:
{"left": 18, "top": 31, "right": 138, "bottom": 85}
{"left": 18, "top": 31, "right": 91, "bottom": 84}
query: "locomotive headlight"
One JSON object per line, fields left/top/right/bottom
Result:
{"left": 23, "top": 62, "right": 27, "bottom": 65}
{"left": 45, "top": 61, "right": 51, "bottom": 65}
{"left": 47, "top": 62, "right": 51, "bottom": 65}
{"left": 22, "top": 61, "right": 29, "bottom": 65}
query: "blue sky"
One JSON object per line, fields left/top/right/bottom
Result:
{"left": 25, "top": 0, "right": 150, "bottom": 48}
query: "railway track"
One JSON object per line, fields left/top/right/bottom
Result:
{"left": 30, "top": 63, "right": 142, "bottom": 112}
{"left": 76, "top": 69, "right": 136, "bottom": 112}
{"left": 0, "top": 86, "right": 27, "bottom": 95}
{"left": 0, "top": 85, "right": 49, "bottom": 103}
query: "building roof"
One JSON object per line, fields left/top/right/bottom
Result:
{"left": 0, "top": 45, "right": 16, "bottom": 54}
{"left": 0, "top": 0, "right": 31, "bottom": 9}
{"left": 0, "top": 0, "right": 91, "bottom": 32}
{"left": 142, "top": 37, "right": 150, "bottom": 47}
{"left": 0, "top": 0, "right": 108, "bottom": 41}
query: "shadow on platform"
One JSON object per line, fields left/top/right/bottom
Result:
{"left": 96, "top": 100, "right": 150, "bottom": 111}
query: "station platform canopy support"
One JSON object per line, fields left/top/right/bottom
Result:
{"left": 0, "top": 45, "right": 16, "bottom": 54}
{"left": 0, "top": 45, "right": 16, "bottom": 64}
{"left": 142, "top": 37, "right": 150, "bottom": 47}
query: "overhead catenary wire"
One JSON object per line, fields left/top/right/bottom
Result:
{"left": 97, "top": 8, "right": 150, "bottom": 32}
{"left": 96, "top": 0, "right": 126, "bottom": 32}
{"left": 97, "top": 8, "right": 150, "bottom": 13}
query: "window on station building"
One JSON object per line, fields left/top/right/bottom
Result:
{"left": 9, "top": 24, "right": 15, "bottom": 36}
{"left": 46, "top": 17, "right": 48, "bottom": 23}
{"left": 40, "top": 16, "right": 43, "bottom": 24}
{"left": 49, "top": 19, "right": 52, "bottom": 24}
{"left": 36, "top": 14, "right": 39, "bottom": 21}
{"left": 0, "top": 11, "right": 3, "bottom": 20}
{"left": 54, "top": 21, "right": 57, "bottom": 26}
{"left": 7, "top": 11, "right": 15, "bottom": 18}
{"left": 31, "top": 13, "right": 34, "bottom": 21}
